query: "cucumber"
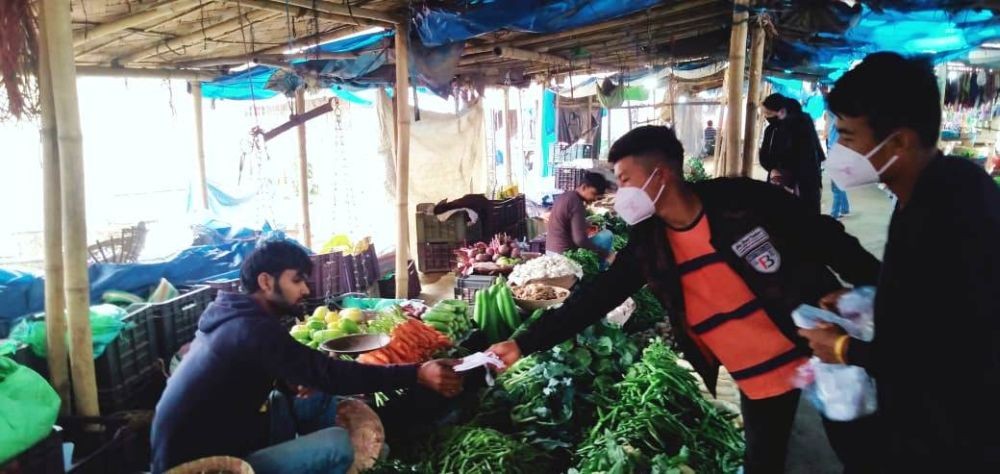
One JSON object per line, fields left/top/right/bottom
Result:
{"left": 102, "top": 290, "right": 144, "bottom": 306}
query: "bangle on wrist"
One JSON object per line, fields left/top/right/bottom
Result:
{"left": 834, "top": 335, "right": 850, "bottom": 364}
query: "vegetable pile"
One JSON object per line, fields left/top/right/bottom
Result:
{"left": 420, "top": 299, "right": 472, "bottom": 340}
{"left": 430, "top": 426, "right": 548, "bottom": 474}
{"left": 454, "top": 233, "right": 525, "bottom": 276}
{"left": 290, "top": 306, "right": 365, "bottom": 349}
{"left": 576, "top": 340, "right": 744, "bottom": 473}
{"left": 508, "top": 254, "right": 582, "bottom": 286}
{"left": 356, "top": 319, "right": 451, "bottom": 365}
{"left": 562, "top": 249, "right": 600, "bottom": 280}
{"left": 473, "top": 277, "right": 522, "bottom": 343}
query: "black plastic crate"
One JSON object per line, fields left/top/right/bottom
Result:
{"left": 1, "top": 429, "right": 64, "bottom": 474}
{"left": 150, "top": 286, "right": 214, "bottom": 361}
{"left": 484, "top": 195, "right": 527, "bottom": 237}
{"left": 556, "top": 166, "right": 588, "bottom": 191}
{"left": 417, "top": 242, "right": 461, "bottom": 273}
{"left": 62, "top": 414, "right": 151, "bottom": 474}
{"left": 378, "top": 260, "right": 421, "bottom": 299}
{"left": 204, "top": 278, "right": 241, "bottom": 295}
{"left": 453, "top": 275, "right": 498, "bottom": 303}
{"left": 308, "top": 252, "right": 343, "bottom": 298}
{"left": 528, "top": 235, "right": 547, "bottom": 254}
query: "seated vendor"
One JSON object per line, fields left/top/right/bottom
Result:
{"left": 151, "top": 241, "right": 463, "bottom": 474}
{"left": 546, "top": 172, "right": 613, "bottom": 260}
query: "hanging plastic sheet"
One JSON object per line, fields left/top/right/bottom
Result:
{"left": 201, "top": 66, "right": 278, "bottom": 101}
{"left": 414, "top": 0, "right": 663, "bottom": 47}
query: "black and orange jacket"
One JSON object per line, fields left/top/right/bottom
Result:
{"left": 515, "top": 178, "right": 880, "bottom": 394}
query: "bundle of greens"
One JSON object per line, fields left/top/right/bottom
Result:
{"left": 623, "top": 286, "right": 668, "bottom": 334}
{"left": 431, "top": 426, "right": 549, "bottom": 474}
{"left": 562, "top": 248, "right": 600, "bottom": 280}
{"left": 575, "top": 340, "right": 744, "bottom": 474}
{"left": 588, "top": 213, "right": 630, "bottom": 237}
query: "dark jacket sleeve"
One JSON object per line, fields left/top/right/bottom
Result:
{"left": 755, "top": 179, "right": 881, "bottom": 285}
{"left": 759, "top": 125, "right": 778, "bottom": 171}
{"left": 514, "top": 242, "right": 646, "bottom": 355}
{"left": 569, "top": 197, "right": 608, "bottom": 258}
{"left": 252, "top": 322, "right": 419, "bottom": 394}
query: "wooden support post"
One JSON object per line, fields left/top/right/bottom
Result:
{"left": 503, "top": 87, "right": 514, "bottom": 186}
{"left": 742, "top": 18, "right": 765, "bottom": 177}
{"left": 42, "top": 0, "right": 99, "bottom": 416}
{"left": 37, "top": 0, "right": 70, "bottom": 413}
{"left": 394, "top": 23, "right": 412, "bottom": 299}
{"left": 723, "top": 0, "right": 749, "bottom": 177}
{"left": 191, "top": 82, "right": 209, "bottom": 210}
{"left": 295, "top": 88, "right": 312, "bottom": 249}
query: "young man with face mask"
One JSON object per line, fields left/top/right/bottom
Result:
{"left": 489, "top": 125, "right": 881, "bottom": 473}
{"left": 799, "top": 52, "right": 1000, "bottom": 472}
{"left": 152, "top": 241, "right": 464, "bottom": 473}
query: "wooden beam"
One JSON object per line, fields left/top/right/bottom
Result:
{"left": 75, "top": 3, "right": 207, "bottom": 57}
{"left": 116, "top": 10, "right": 279, "bottom": 64}
{"left": 263, "top": 101, "right": 334, "bottom": 141}
{"left": 76, "top": 65, "right": 219, "bottom": 80}
{"left": 493, "top": 46, "right": 571, "bottom": 67}
{"left": 37, "top": 0, "right": 71, "bottom": 414}
{"left": 742, "top": 19, "right": 766, "bottom": 177}
{"left": 42, "top": 0, "right": 100, "bottom": 417}
{"left": 503, "top": 87, "right": 513, "bottom": 185}
{"left": 73, "top": 0, "right": 205, "bottom": 47}
{"left": 536, "top": 10, "right": 728, "bottom": 53}
{"left": 262, "top": 0, "right": 399, "bottom": 25}
{"left": 230, "top": 0, "right": 386, "bottom": 28}
{"left": 173, "top": 50, "right": 361, "bottom": 69}
{"left": 722, "top": 0, "right": 749, "bottom": 177}
{"left": 256, "top": 25, "right": 364, "bottom": 55}
{"left": 394, "top": 22, "right": 412, "bottom": 298}
{"left": 192, "top": 82, "right": 209, "bottom": 210}
{"left": 295, "top": 88, "right": 313, "bottom": 249}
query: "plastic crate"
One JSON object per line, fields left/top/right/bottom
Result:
{"left": 415, "top": 203, "right": 480, "bottom": 243}
{"left": 484, "top": 194, "right": 527, "bottom": 237}
{"left": 553, "top": 143, "right": 593, "bottom": 163}
{"left": 19, "top": 305, "right": 163, "bottom": 413}
{"left": 2, "top": 429, "right": 64, "bottom": 474}
{"left": 500, "top": 219, "right": 529, "bottom": 241}
{"left": 204, "top": 278, "right": 241, "bottom": 295}
{"left": 417, "top": 242, "right": 461, "bottom": 273}
{"left": 453, "top": 275, "right": 498, "bottom": 303}
{"left": 308, "top": 252, "right": 343, "bottom": 298}
{"left": 556, "top": 166, "right": 588, "bottom": 191}
{"left": 62, "top": 414, "right": 151, "bottom": 474}
{"left": 528, "top": 235, "right": 547, "bottom": 254}
{"left": 151, "top": 286, "right": 214, "bottom": 361}
{"left": 0, "top": 315, "right": 23, "bottom": 339}
{"left": 378, "top": 260, "right": 421, "bottom": 299}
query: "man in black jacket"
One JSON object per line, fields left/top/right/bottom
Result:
{"left": 760, "top": 94, "right": 825, "bottom": 213}
{"left": 151, "top": 241, "right": 463, "bottom": 473}
{"left": 490, "top": 125, "right": 881, "bottom": 473}
{"left": 799, "top": 52, "right": 1000, "bottom": 472}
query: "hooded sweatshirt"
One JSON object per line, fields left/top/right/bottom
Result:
{"left": 151, "top": 292, "right": 418, "bottom": 472}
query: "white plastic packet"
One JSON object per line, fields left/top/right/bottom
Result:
{"left": 792, "top": 286, "right": 877, "bottom": 421}
{"left": 454, "top": 352, "right": 506, "bottom": 386}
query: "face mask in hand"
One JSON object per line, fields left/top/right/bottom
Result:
{"left": 826, "top": 134, "right": 899, "bottom": 189}
{"left": 614, "top": 168, "right": 666, "bottom": 225}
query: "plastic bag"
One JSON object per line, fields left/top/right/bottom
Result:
{"left": 0, "top": 356, "right": 60, "bottom": 464}
{"left": 791, "top": 286, "right": 877, "bottom": 421}
{"left": 148, "top": 278, "right": 180, "bottom": 303}
{"left": 9, "top": 304, "right": 128, "bottom": 359}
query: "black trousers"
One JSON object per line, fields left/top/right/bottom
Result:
{"left": 741, "top": 389, "right": 880, "bottom": 474}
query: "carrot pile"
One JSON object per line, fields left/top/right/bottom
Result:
{"left": 357, "top": 318, "right": 451, "bottom": 365}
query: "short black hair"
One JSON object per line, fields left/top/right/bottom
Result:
{"left": 762, "top": 93, "right": 788, "bottom": 111}
{"left": 827, "top": 52, "right": 940, "bottom": 148}
{"left": 608, "top": 125, "right": 685, "bottom": 170}
{"left": 580, "top": 172, "right": 609, "bottom": 194}
{"left": 240, "top": 240, "right": 313, "bottom": 293}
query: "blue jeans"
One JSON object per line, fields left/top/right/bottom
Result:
{"left": 830, "top": 182, "right": 850, "bottom": 218}
{"left": 245, "top": 391, "right": 354, "bottom": 474}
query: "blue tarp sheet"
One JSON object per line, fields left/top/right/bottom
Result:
{"left": 415, "top": 0, "right": 663, "bottom": 47}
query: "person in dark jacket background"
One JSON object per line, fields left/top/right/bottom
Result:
{"left": 151, "top": 241, "right": 463, "bottom": 473}
{"left": 760, "top": 94, "right": 825, "bottom": 212}
{"left": 490, "top": 126, "right": 881, "bottom": 473}
{"left": 800, "top": 52, "right": 1000, "bottom": 472}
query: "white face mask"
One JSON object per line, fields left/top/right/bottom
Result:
{"left": 826, "top": 134, "right": 899, "bottom": 189}
{"left": 614, "top": 168, "right": 666, "bottom": 225}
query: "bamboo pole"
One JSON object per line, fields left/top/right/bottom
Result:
{"left": 231, "top": 0, "right": 385, "bottom": 26}
{"left": 494, "top": 47, "right": 571, "bottom": 67}
{"left": 260, "top": 0, "right": 399, "bottom": 24}
{"left": 116, "top": 10, "right": 279, "bottom": 64}
{"left": 503, "top": 87, "right": 514, "bottom": 186}
{"left": 76, "top": 66, "right": 218, "bottom": 81}
{"left": 742, "top": 18, "right": 766, "bottom": 177}
{"left": 394, "top": 23, "right": 412, "bottom": 299}
{"left": 74, "top": 3, "right": 207, "bottom": 56}
{"left": 42, "top": 0, "right": 100, "bottom": 417}
{"left": 73, "top": 0, "right": 204, "bottom": 47}
{"left": 723, "top": 0, "right": 749, "bottom": 177}
{"left": 191, "top": 82, "right": 210, "bottom": 210}
{"left": 37, "top": 0, "right": 71, "bottom": 414}
{"left": 295, "top": 88, "right": 313, "bottom": 249}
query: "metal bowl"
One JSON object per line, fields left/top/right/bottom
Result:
{"left": 320, "top": 334, "right": 391, "bottom": 355}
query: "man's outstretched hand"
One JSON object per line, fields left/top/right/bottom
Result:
{"left": 417, "top": 359, "right": 463, "bottom": 397}
{"left": 487, "top": 340, "right": 522, "bottom": 371}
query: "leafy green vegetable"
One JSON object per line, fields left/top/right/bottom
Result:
{"left": 685, "top": 158, "right": 711, "bottom": 183}
{"left": 575, "top": 340, "right": 744, "bottom": 473}
{"left": 612, "top": 233, "right": 629, "bottom": 252}
{"left": 563, "top": 248, "right": 600, "bottom": 279}
{"left": 624, "top": 286, "right": 668, "bottom": 333}
{"left": 431, "top": 426, "right": 549, "bottom": 474}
